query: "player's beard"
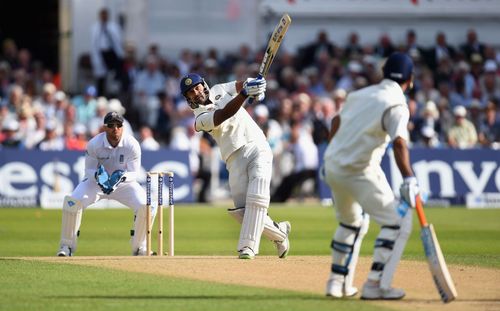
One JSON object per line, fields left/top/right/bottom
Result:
{"left": 107, "top": 130, "right": 122, "bottom": 147}
{"left": 193, "top": 92, "right": 209, "bottom": 107}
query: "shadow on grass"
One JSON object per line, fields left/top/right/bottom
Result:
{"left": 48, "top": 294, "right": 325, "bottom": 301}
{"left": 49, "top": 295, "right": 500, "bottom": 304}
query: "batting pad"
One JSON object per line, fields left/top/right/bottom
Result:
{"left": 344, "top": 214, "right": 369, "bottom": 290}
{"left": 228, "top": 207, "right": 287, "bottom": 242}
{"left": 331, "top": 214, "right": 369, "bottom": 280}
{"left": 60, "top": 195, "right": 83, "bottom": 251}
{"left": 380, "top": 211, "right": 413, "bottom": 289}
{"left": 131, "top": 204, "right": 157, "bottom": 254}
{"left": 238, "top": 205, "right": 266, "bottom": 254}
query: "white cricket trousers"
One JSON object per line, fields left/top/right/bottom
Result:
{"left": 72, "top": 178, "right": 146, "bottom": 212}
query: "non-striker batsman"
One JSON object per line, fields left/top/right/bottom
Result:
{"left": 323, "top": 52, "right": 420, "bottom": 299}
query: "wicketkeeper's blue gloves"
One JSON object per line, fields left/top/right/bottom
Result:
{"left": 95, "top": 165, "right": 112, "bottom": 194}
{"left": 107, "top": 170, "right": 126, "bottom": 194}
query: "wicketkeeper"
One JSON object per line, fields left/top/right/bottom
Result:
{"left": 57, "top": 111, "right": 153, "bottom": 256}
{"left": 180, "top": 73, "right": 291, "bottom": 259}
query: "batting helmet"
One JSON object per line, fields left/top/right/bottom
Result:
{"left": 383, "top": 52, "right": 414, "bottom": 83}
{"left": 180, "top": 73, "right": 210, "bottom": 109}
{"left": 180, "top": 73, "right": 204, "bottom": 94}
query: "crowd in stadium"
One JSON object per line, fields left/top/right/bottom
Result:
{"left": 1, "top": 27, "right": 499, "bottom": 200}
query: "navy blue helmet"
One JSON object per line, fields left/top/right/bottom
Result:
{"left": 180, "top": 73, "right": 210, "bottom": 109}
{"left": 383, "top": 52, "right": 414, "bottom": 83}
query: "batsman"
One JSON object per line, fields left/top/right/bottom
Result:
{"left": 57, "top": 111, "right": 154, "bottom": 256}
{"left": 180, "top": 73, "right": 291, "bottom": 259}
{"left": 323, "top": 52, "right": 419, "bottom": 299}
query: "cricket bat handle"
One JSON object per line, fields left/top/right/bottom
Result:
{"left": 415, "top": 194, "right": 428, "bottom": 227}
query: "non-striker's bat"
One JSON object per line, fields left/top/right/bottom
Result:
{"left": 415, "top": 195, "right": 458, "bottom": 303}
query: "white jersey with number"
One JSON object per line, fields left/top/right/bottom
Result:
{"left": 324, "top": 79, "right": 409, "bottom": 171}
{"left": 193, "top": 81, "right": 267, "bottom": 161}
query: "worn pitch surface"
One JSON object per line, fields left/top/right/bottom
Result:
{"left": 32, "top": 256, "right": 500, "bottom": 311}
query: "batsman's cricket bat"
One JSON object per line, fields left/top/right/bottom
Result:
{"left": 415, "top": 195, "right": 458, "bottom": 303}
{"left": 258, "top": 13, "right": 292, "bottom": 78}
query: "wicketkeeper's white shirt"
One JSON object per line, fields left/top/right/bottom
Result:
{"left": 84, "top": 132, "right": 141, "bottom": 182}
{"left": 192, "top": 81, "right": 267, "bottom": 162}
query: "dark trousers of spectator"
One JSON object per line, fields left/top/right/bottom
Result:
{"left": 97, "top": 49, "right": 124, "bottom": 97}
{"left": 271, "top": 169, "right": 317, "bottom": 202}
{"left": 197, "top": 169, "right": 211, "bottom": 203}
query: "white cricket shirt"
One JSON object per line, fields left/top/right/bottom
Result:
{"left": 324, "top": 79, "right": 409, "bottom": 171}
{"left": 84, "top": 132, "right": 141, "bottom": 181}
{"left": 192, "top": 81, "right": 267, "bottom": 161}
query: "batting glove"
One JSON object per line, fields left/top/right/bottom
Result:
{"left": 400, "top": 176, "right": 419, "bottom": 208}
{"left": 241, "top": 77, "right": 266, "bottom": 97}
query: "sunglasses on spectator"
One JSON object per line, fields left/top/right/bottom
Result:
{"left": 106, "top": 123, "right": 123, "bottom": 129}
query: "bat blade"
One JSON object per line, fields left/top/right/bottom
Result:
{"left": 421, "top": 224, "right": 458, "bottom": 303}
{"left": 259, "top": 13, "right": 292, "bottom": 78}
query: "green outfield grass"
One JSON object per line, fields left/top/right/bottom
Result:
{"left": 1, "top": 204, "right": 499, "bottom": 267}
{"left": 1, "top": 204, "right": 499, "bottom": 311}
{"left": 0, "top": 258, "right": 392, "bottom": 311}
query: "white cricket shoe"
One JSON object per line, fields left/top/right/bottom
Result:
{"left": 361, "top": 281, "right": 405, "bottom": 300}
{"left": 56, "top": 245, "right": 72, "bottom": 257}
{"left": 275, "top": 221, "right": 291, "bottom": 258}
{"left": 325, "top": 275, "right": 358, "bottom": 298}
{"left": 238, "top": 247, "right": 256, "bottom": 260}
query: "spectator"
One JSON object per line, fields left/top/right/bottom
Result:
{"left": 413, "top": 100, "right": 442, "bottom": 143}
{"left": 38, "top": 120, "right": 65, "bottom": 151}
{"left": 468, "top": 99, "right": 483, "bottom": 132}
{"left": 0, "top": 119, "right": 23, "bottom": 149}
{"left": 108, "top": 98, "right": 134, "bottom": 136}
{"left": 139, "top": 126, "right": 160, "bottom": 151}
{"left": 0, "top": 61, "right": 11, "bottom": 98}
{"left": 3, "top": 84, "right": 23, "bottom": 115}
{"left": 447, "top": 105, "right": 478, "bottom": 148}
{"left": 65, "top": 123, "right": 88, "bottom": 151}
{"left": 88, "top": 97, "right": 108, "bottom": 136}
{"left": 331, "top": 88, "right": 347, "bottom": 112}
{"left": 176, "top": 49, "right": 192, "bottom": 77}
{"left": 460, "top": 29, "right": 485, "bottom": 61}
{"left": 426, "top": 32, "right": 456, "bottom": 71}
{"left": 133, "top": 55, "right": 166, "bottom": 127}
{"left": 24, "top": 111, "right": 46, "bottom": 149}
{"left": 90, "top": 8, "right": 125, "bottom": 96}
{"left": 405, "top": 29, "right": 425, "bottom": 60}
{"left": 418, "top": 126, "right": 442, "bottom": 148}
{"left": 337, "top": 60, "right": 363, "bottom": 92}
{"left": 478, "top": 103, "right": 500, "bottom": 147}
{"left": 415, "top": 70, "right": 440, "bottom": 104}
{"left": 480, "top": 60, "right": 500, "bottom": 105}
{"left": 374, "top": 33, "right": 395, "bottom": 58}
{"left": 169, "top": 122, "right": 211, "bottom": 203}
{"left": 271, "top": 120, "right": 318, "bottom": 202}
{"left": 72, "top": 86, "right": 97, "bottom": 128}
{"left": 298, "top": 30, "right": 336, "bottom": 69}
{"left": 344, "top": 32, "right": 363, "bottom": 59}
{"left": 35, "top": 82, "right": 57, "bottom": 120}
{"left": 1, "top": 39, "right": 18, "bottom": 68}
